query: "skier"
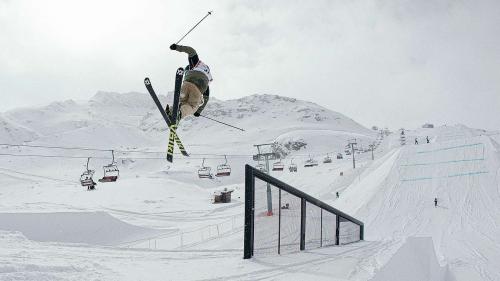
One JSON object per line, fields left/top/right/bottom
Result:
{"left": 168, "top": 44, "right": 212, "bottom": 123}
{"left": 434, "top": 197, "right": 438, "bottom": 207}
{"left": 426, "top": 136, "right": 430, "bottom": 144}
{"left": 415, "top": 138, "right": 418, "bottom": 145}
{"left": 336, "top": 191, "right": 339, "bottom": 199}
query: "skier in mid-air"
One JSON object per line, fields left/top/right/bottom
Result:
{"left": 167, "top": 44, "right": 212, "bottom": 123}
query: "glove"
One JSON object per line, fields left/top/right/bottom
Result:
{"left": 169, "top": 44, "right": 177, "bottom": 50}
{"left": 194, "top": 112, "right": 200, "bottom": 117}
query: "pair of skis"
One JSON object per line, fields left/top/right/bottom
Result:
{"left": 145, "top": 67, "right": 188, "bottom": 162}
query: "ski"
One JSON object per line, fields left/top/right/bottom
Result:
{"left": 166, "top": 67, "right": 185, "bottom": 162}
{"left": 144, "top": 76, "right": 189, "bottom": 159}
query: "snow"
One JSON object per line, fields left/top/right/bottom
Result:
{"left": 0, "top": 92, "right": 499, "bottom": 280}
{"left": 0, "top": 212, "right": 160, "bottom": 245}
{"left": 370, "top": 237, "right": 455, "bottom": 281}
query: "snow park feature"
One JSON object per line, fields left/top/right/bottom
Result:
{"left": 244, "top": 165, "right": 363, "bottom": 258}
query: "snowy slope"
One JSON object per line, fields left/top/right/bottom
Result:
{"left": 0, "top": 115, "right": 38, "bottom": 143}
{"left": 0, "top": 92, "right": 499, "bottom": 280}
{"left": 335, "top": 126, "right": 500, "bottom": 281}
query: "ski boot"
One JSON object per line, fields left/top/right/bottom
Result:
{"left": 165, "top": 104, "right": 182, "bottom": 125}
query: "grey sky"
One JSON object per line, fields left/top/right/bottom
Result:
{"left": 1, "top": 0, "right": 499, "bottom": 130}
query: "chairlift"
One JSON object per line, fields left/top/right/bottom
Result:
{"left": 323, "top": 153, "right": 332, "bottom": 163}
{"left": 336, "top": 153, "right": 343, "bottom": 159}
{"left": 80, "top": 157, "right": 96, "bottom": 188}
{"left": 198, "top": 158, "right": 213, "bottom": 179}
{"left": 272, "top": 159, "right": 284, "bottom": 171}
{"left": 288, "top": 158, "right": 298, "bottom": 172}
{"left": 215, "top": 155, "right": 231, "bottom": 177}
{"left": 99, "top": 150, "right": 119, "bottom": 183}
{"left": 304, "top": 155, "right": 318, "bottom": 168}
{"left": 256, "top": 163, "right": 266, "bottom": 172}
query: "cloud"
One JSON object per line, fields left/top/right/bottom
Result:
{"left": 0, "top": 0, "right": 499, "bottom": 130}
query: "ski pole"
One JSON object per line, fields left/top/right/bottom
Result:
{"left": 199, "top": 114, "right": 245, "bottom": 132}
{"left": 176, "top": 11, "right": 213, "bottom": 45}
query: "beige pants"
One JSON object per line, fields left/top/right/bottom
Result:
{"left": 179, "top": 81, "right": 203, "bottom": 118}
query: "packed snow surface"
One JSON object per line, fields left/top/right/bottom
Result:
{"left": 0, "top": 92, "right": 499, "bottom": 280}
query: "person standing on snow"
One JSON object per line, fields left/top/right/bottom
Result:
{"left": 168, "top": 44, "right": 213, "bottom": 122}
{"left": 426, "top": 136, "right": 430, "bottom": 143}
{"left": 434, "top": 197, "right": 438, "bottom": 207}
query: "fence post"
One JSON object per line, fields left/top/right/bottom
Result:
{"left": 360, "top": 224, "right": 364, "bottom": 240}
{"left": 320, "top": 209, "right": 323, "bottom": 247}
{"left": 278, "top": 189, "right": 281, "bottom": 254}
{"left": 335, "top": 216, "right": 340, "bottom": 245}
{"left": 300, "top": 198, "right": 306, "bottom": 251}
{"left": 244, "top": 165, "right": 255, "bottom": 259}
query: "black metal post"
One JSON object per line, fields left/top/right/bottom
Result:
{"left": 300, "top": 198, "right": 306, "bottom": 251}
{"left": 265, "top": 155, "right": 273, "bottom": 216}
{"left": 335, "top": 215, "right": 340, "bottom": 245}
{"left": 244, "top": 165, "right": 255, "bottom": 259}
{"left": 360, "top": 224, "right": 364, "bottom": 241}
{"left": 320, "top": 209, "right": 323, "bottom": 247}
{"left": 351, "top": 143, "right": 356, "bottom": 169}
{"left": 278, "top": 189, "right": 281, "bottom": 254}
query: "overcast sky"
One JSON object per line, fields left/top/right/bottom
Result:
{"left": 1, "top": 0, "right": 499, "bottom": 131}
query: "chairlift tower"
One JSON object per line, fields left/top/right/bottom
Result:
{"left": 348, "top": 139, "right": 357, "bottom": 169}
{"left": 253, "top": 143, "right": 279, "bottom": 216}
{"left": 400, "top": 129, "right": 406, "bottom": 146}
{"left": 369, "top": 143, "right": 375, "bottom": 160}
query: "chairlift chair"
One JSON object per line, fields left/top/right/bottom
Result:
{"left": 215, "top": 155, "right": 231, "bottom": 177}
{"left": 336, "top": 153, "right": 343, "bottom": 159}
{"left": 99, "top": 150, "right": 119, "bottom": 183}
{"left": 272, "top": 159, "right": 284, "bottom": 171}
{"left": 323, "top": 153, "right": 332, "bottom": 164}
{"left": 256, "top": 163, "right": 266, "bottom": 172}
{"left": 288, "top": 158, "right": 298, "bottom": 172}
{"left": 80, "top": 158, "right": 96, "bottom": 187}
{"left": 304, "top": 155, "right": 318, "bottom": 168}
{"left": 198, "top": 158, "right": 213, "bottom": 179}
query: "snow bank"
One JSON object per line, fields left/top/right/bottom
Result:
{"left": 371, "top": 237, "right": 455, "bottom": 281}
{"left": 0, "top": 212, "right": 161, "bottom": 245}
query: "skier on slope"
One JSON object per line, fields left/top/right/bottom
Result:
{"left": 167, "top": 44, "right": 212, "bottom": 123}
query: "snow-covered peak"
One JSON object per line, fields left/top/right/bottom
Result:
{"left": 90, "top": 91, "right": 156, "bottom": 109}
{"left": 0, "top": 91, "right": 377, "bottom": 154}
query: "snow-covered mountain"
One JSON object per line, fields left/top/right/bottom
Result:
{"left": 1, "top": 92, "right": 499, "bottom": 281}
{"left": 1, "top": 92, "right": 376, "bottom": 155}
